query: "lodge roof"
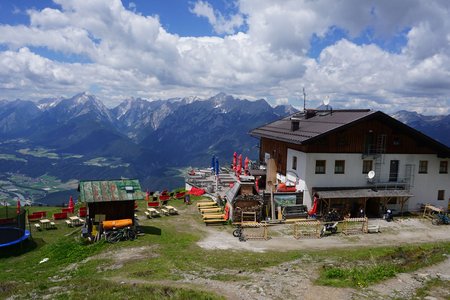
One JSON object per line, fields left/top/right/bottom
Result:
{"left": 250, "top": 109, "right": 450, "bottom": 157}
{"left": 78, "top": 179, "right": 144, "bottom": 203}
{"left": 250, "top": 109, "right": 374, "bottom": 144}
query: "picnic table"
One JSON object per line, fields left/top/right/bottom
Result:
{"left": 423, "top": 205, "right": 443, "bottom": 218}
{"left": 39, "top": 219, "right": 51, "bottom": 229}
{"left": 69, "top": 216, "right": 82, "bottom": 226}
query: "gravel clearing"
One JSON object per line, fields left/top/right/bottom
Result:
{"left": 194, "top": 217, "right": 450, "bottom": 299}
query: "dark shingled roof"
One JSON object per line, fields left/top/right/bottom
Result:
{"left": 250, "top": 109, "right": 374, "bottom": 144}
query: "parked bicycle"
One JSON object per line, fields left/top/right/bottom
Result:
{"left": 232, "top": 224, "right": 246, "bottom": 242}
{"left": 431, "top": 213, "right": 449, "bottom": 225}
{"left": 105, "top": 226, "right": 136, "bottom": 243}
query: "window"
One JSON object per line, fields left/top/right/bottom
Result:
{"left": 334, "top": 160, "right": 345, "bottom": 174}
{"left": 292, "top": 156, "right": 297, "bottom": 170}
{"left": 315, "top": 160, "right": 326, "bottom": 174}
{"left": 419, "top": 161, "right": 428, "bottom": 174}
{"left": 437, "top": 190, "right": 445, "bottom": 200}
{"left": 362, "top": 160, "right": 373, "bottom": 174}
{"left": 439, "top": 161, "right": 448, "bottom": 174}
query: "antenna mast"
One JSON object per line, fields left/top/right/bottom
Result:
{"left": 302, "top": 88, "right": 306, "bottom": 112}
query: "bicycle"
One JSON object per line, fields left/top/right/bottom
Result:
{"left": 105, "top": 226, "right": 136, "bottom": 243}
{"left": 232, "top": 224, "right": 246, "bottom": 242}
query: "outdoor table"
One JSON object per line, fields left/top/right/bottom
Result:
{"left": 69, "top": 216, "right": 81, "bottom": 226}
{"left": 165, "top": 205, "right": 176, "bottom": 213}
{"left": 39, "top": 219, "right": 51, "bottom": 229}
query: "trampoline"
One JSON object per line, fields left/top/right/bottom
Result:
{"left": 0, "top": 204, "right": 31, "bottom": 248}
{"left": 0, "top": 227, "right": 30, "bottom": 248}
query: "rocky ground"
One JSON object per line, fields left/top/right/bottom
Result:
{"left": 193, "top": 217, "right": 450, "bottom": 300}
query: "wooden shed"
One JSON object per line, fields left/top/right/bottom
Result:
{"left": 78, "top": 179, "right": 144, "bottom": 231}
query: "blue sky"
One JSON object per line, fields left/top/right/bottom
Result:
{"left": 0, "top": 0, "right": 449, "bottom": 114}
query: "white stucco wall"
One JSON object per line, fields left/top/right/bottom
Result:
{"left": 284, "top": 149, "right": 450, "bottom": 212}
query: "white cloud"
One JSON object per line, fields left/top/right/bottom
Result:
{"left": 275, "top": 98, "right": 288, "bottom": 106}
{"left": 190, "top": 1, "right": 244, "bottom": 35}
{"left": 0, "top": 0, "right": 449, "bottom": 114}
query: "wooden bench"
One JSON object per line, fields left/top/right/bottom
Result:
{"left": 34, "top": 223, "right": 41, "bottom": 230}
{"left": 65, "top": 220, "right": 73, "bottom": 227}
{"left": 50, "top": 222, "right": 56, "bottom": 229}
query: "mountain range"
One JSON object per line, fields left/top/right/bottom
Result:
{"left": 0, "top": 92, "right": 297, "bottom": 192}
{"left": 1, "top": 93, "right": 449, "bottom": 195}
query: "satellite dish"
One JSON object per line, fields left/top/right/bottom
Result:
{"left": 368, "top": 170, "right": 375, "bottom": 179}
{"left": 323, "top": 96, "right": 330, "bottom": 106}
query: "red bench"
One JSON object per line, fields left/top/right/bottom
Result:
{"left": 61, "top": 207, "right": 74, "bottom": 214}
{"left": 78, "top": 207, "right": 87, "bottom": 217}
{"left": 28, "top": 211, "right": 47, "bottom": 221}
{"left": 34, "top": 211, "right": 47, "bottom": 218}
{"left": 53, "top": 212, "right": 67, "bottom": 220}
{"left": 148, "top": 201, "right": 161, "bottom": 208}
{"left": 175, "top": 191, "right": 186, "bottom": 199}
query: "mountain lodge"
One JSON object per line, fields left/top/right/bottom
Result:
{"left": 250, "top": 109, "right": 450, "bottom": 217}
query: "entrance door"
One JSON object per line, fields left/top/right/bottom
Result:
{"left": 389, "top": 160, "right": 399, "bottom": 182}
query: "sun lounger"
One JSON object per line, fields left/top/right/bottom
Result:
{"left": 200, "top": 207, "right": 222, "bottom": 214}
{"left": 203, "top": 218, "right": 227, "bottom": 225}
{"left": 203, "top": 214, "right": 225, "bottom": 219}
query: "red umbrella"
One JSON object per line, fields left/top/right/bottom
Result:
{"left": 146, "top": 191, "right": 150, "bottom": 202}
{"left": 244, "top": 157, "right": 249, "bottom": 174}
{"left": 233, "top": 152, "right": 237, "bottom": 170}
{"left": 16, "top": 200, "right": 21, "bottom": 215}
{"left": 68, "top": 196, "right": 75, "bottom": 213}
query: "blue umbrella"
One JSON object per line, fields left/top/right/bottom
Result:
{"left": 211, "top": 155, "right": 215, "bottom": 171}
{"left": 215, "top": 158, "right": 220, "bottom": 175}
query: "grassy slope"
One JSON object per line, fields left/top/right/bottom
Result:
{"left": 1, "top": 198, "right": 449, "bottom": 299}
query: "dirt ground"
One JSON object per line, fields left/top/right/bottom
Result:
{"left": 193, "top": 217, "right": 450, "bottom": 300}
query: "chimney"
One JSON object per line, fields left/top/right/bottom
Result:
{"left": 305, "top": 109, "right": 316, "bottom": 119}
{"left": 291, "top": 119, "right": 300, "bottom": 131}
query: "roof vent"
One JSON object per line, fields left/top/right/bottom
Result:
{"left": 305, "top": 110, "right": 316, "bottom": 119}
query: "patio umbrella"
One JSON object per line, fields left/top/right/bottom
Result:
{"left": 308, "top": 196, "right": 318, "bottom": 217}
{"left": 146, "top": 191, "right": 150, "bottom": 202}
{"left": 68, "top": 196, "right": 75, "bottom": 213}
{"left": 233, "top": 152, "right": 237, "bottom": 170}
{"left": 244, "top": 157, "right": 249, "bottom": 175}
{"left": 215, "top": 158, "right": 220, "bottom": 176}
{"left": 16, "top": 199, "right": 21, "bottom": 215}
{"left": 211, "top": 155, "right": 216, "bottom": 172}
{"left": 237, "top": 154, "right": 243, "bottom": 176}
{"left": 68, "top": 196, "right": 74, "bottom": 209}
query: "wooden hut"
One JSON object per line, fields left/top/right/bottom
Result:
{"left": 78, "top": 179, "right": 144, "bottom": 232}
